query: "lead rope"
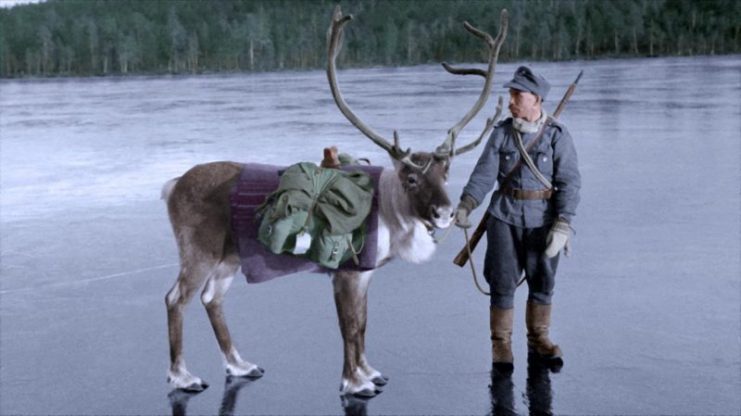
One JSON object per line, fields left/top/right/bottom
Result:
{"left": 463, "top": 227, "right": 490, "bottom": 296}
{"left": 462, "top": 227, "right": 527, "bottom": 296}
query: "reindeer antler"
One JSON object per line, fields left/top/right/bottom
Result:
{"left": 327, "top": 6, "right": 425, "bottom": 171}
{"left": 453, "top": 96, "right": 504, "bottom": 155}
{"left": 437, "top": 9, "right": 509, "bottom": 158}
{"left": 327, "top": 6, "right": 509, "bottom": 169}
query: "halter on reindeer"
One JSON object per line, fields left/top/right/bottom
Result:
{"left": 162, "top": 6, "right": 508, "bottom": 397}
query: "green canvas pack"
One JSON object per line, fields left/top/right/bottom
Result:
{"left": 257, "top": 162, "right": 373, "bottom": 269}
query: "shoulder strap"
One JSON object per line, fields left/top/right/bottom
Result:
{"left": 513, "top": 129, "right": 553, "bottom": 189}
{"left": 498, "top": 117, "right": 553, "bottom": 191}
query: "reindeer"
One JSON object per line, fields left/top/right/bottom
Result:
{"left": 162, "top": 6, "right": 508, "bottom": 397}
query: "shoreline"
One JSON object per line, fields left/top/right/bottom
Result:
{"left": 2, "top": 53, "right": 739, "bottom": 82}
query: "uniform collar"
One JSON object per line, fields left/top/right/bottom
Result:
{"left": 512, "top": 109, "right": 547, "bottom": 134}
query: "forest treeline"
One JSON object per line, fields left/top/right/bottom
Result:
{"left": 1, "top": 0, "right": 739, "bottom": 78}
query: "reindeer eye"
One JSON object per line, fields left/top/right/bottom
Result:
{"left": 407, "top": 175, "right": 418, "bottom": 186}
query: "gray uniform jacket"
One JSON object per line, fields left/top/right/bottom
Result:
{"left": 461, "top": 117, "right": 581, "bottom": 228}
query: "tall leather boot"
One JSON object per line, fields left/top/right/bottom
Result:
{"left": 490, "top": 306, "right": 514, "bottom": 374}
{"left": 526, "top": 301, "right": 563, "bottom": 369}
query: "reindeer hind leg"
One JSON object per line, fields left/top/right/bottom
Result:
{"left": 201, "top": 256, "right": 264, "bottom": 379}
{"left": 166, "top": 259, "right": 215, "bottom": 391}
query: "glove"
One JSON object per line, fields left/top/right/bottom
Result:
{"left": 455, "top": 207, "right": 471, "bottom": 229}
{"left": 455, "top": 195, "right": 477, "bottom": 229}
{"left": 545, "top": 218, "right": 571, "bottom": 258}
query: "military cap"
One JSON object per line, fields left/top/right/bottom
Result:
{"left": 503, "top": 66, "right": 551, "bottom": 100}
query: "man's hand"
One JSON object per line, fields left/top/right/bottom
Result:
{"left": 455, "top": 207, "right": 471, "bottom": 229}
{"left": 455, "top": 195, "right": 477, "bottom": 229}
{"left": 545, "top": 218, "right": 571, "bottom": 258}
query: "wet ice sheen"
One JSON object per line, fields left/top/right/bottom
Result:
{"left": 1, "top": 55, "right": 739, "bottom": 415}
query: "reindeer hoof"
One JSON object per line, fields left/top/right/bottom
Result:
{"left": 182, "top": 381, "right": 209, "bottom": 392}
{"left": 247, "top": 367, "right": 265, "bottom": 378}
{"left": 168, "top": 372, "right": 209, "bottom": 392}
{"left": 340, "top": 377, "right": 379, "bottom": 397}
{"left": 226, "top": 364, "right": 264, "bottom": 379}
{"left": 353, "top": 387, "right": 377, "bottom": 398}
{"left": 371, "top": 375, "right": 389, "bottom": 386}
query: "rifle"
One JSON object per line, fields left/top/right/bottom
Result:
{"left": 453, "top": 70, "right": 583, "bottom": 267}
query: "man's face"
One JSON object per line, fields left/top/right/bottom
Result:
{"left": 508, "top": 89, "right": 540, "bottom": 120}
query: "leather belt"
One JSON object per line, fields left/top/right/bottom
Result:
{"left": 500, "top": 187, "right": 553, "bottom": 200}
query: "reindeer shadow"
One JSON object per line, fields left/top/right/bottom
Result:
{"left": 167, "top": 389, "right": 199, "bottom": 416}
{"left": 168, "top": 376, "right": 374, "bottom": 416}
{"left": 340, "top": 394, "right": 371, "bottom": 416}
{"left": 167, "top": 375, "right": 255, "bottom": 416}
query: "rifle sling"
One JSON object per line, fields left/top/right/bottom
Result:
{"left": 512, "top": 129, "right": 553, "bottom": 189}
{"left": 498, "top": 117, "right": 553, "bottom": 191}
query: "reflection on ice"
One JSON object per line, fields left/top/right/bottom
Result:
{"left": 340, "top": 394, "right": 371, "bottom": 416}
{"left": 166, "top": 375, "right": 372, "bottom": 416}
{"left": 167, "top": 389, "right": 198, "bottom": 416}
{"left": 167, "top": 375, "right": 255, "bottom": 416}
{"left": 489, "top": 355, "right": 557, "bottom": 416}
{"left": 525, "top": 355, "right": 554, "bottom": 416}
{"left": 217, "top": 376, "right": 255, "bottom": 416}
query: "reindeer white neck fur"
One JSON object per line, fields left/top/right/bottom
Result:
{"left": 376, "top": 168, "right": 439, "bottom": 265}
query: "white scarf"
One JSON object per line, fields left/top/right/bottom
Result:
{"left": 513, "top": 109, "right": 547, "bottom": 134}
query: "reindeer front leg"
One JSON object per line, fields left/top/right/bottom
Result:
{"left": 356, "top": 278, "right": 388, "bottom": 387}
{"left": 332, "top": 271, "right": 379, "bottom": 397}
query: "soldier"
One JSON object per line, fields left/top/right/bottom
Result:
{"left": 455, "top": 66, "right": 581, "bottom": 373}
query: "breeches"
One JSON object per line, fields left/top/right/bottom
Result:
{"left": 484, "top": 216, "right": 559, "bottom": 309}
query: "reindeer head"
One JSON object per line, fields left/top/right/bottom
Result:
{"left": 327, "top": 6, "right": 508, "bottom": 230}
{"left": 392, "top": 152, "right": 453, "bottom": 229}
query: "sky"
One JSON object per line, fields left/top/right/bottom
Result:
{"left": 0, "top": 0, "right": 44, "bottom": 8}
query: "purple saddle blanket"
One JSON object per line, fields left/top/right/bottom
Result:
{"left": 229, "top": 162, "right": 384, "bottom": 284}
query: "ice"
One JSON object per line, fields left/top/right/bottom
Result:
{"left": 1, "top": 55, "right": 739, "bottom": 415}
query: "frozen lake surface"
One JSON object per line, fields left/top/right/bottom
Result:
{"left": 1, "top": 55, "right": 740, "bottom": 415}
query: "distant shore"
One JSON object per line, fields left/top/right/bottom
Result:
{"left": 2, "top": 0, "right": 738, "bottom": 79}
{"left": 2, "top": 53, "right": 739, "bottom": 81}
